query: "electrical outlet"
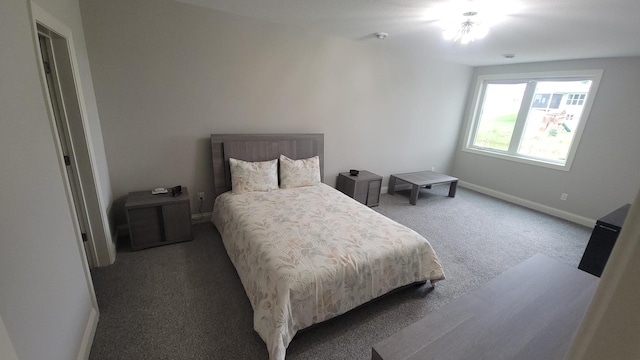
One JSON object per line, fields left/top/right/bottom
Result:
{"left": 561, "top": 193, "right": 568, "bottom": 201}
{"left": 198, "top": 192, "right": 205, "bottom": 201}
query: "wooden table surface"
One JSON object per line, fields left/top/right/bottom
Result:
{"left": 372, "top": 254, "right": 598, "bottom": 360}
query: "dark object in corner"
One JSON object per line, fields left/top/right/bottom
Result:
{"left": 578, "top": 203, "right": 631, "bottom": 277}
{"left": 171, "top": 185, "right": 182, "bottom": 197}
{"left": 349, "top": 169, "right": 359, "bottom": 176}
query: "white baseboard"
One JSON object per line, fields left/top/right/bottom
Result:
{"left": 459, "top": 181, "right": 596, "bottom": 227}
{"left": 191, "top": 212, "right": 212, "bottom": 224}
{"left": 77, "top": 307, "right": 98, "bottom": 360}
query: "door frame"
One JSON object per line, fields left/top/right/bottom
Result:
{"left": 37, "top": 27, "right": 96, "bottom": 268}
{"left": 30, "top": 2, "right": 115, "bottom": 268}
{"left": 29, "top": 4, "right": 102, "bottom": 358}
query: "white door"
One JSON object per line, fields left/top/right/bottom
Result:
{"left": 37, "top": 28, "right": 95, "bottom": 268}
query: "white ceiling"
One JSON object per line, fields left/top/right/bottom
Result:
{"left": 177, "top": 0, "right": 640, "bottom": 66}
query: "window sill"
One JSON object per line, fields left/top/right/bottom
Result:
{"left": 462, "top": 147, "right": 572, "bottom": 171}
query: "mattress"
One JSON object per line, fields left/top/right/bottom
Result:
{"left": 212, "top": 183, "right": 444, "bottom": 360}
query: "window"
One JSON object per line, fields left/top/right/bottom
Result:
{"left": 463, "top": 70, "right": 602, "bottom": 170}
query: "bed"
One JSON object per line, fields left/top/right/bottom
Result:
{"left": 210, "top": 134, "right": 445, "bottom": 360}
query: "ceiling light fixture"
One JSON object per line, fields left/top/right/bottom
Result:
{"left": 375, "top": 32, "right": 389, "bottom": 40}
{"left": 442, "top": 11, "right": 489, "bottom": 44}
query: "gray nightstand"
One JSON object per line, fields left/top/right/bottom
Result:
{"left": 336, "top": 170, "right": 382, "bottom": 207}
{"left": 125, "top": 187, "right": 193, "bottom": 250}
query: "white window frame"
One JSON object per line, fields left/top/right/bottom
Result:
{"left": 461, "top": 70, "right": 603, "bottom": 171}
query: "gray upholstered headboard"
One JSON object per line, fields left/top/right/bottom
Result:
{"left": 210, "top": 133, "right": 324, "bottom": 198}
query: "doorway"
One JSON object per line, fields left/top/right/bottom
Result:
{"left": 36, "top": 24, "right": 96, "bottom": 267}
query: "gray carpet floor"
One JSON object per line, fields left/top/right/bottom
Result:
{"left": 89, "top": 186, "right": 591, "bottom": 360}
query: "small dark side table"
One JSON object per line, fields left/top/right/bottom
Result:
{"left": 578, "top": 203, "right": 631, "bottom": 277}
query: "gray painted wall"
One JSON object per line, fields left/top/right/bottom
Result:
{"left": 0, "top": 0, "right": 105, "bottom": 358}
{"left": 452, "top": 57, "right": 640, "bottom": 220}
{"left": 80, "top": 0, "right": 472, "bottom": 224}
{"left": 2, "top": 0, "right": 639, "bottom": 358}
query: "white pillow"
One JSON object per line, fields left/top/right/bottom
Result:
{"left": 279, "top": 154, "right": 321, "bottom": 189}
{"left": 229, "top": 158, "right": 278, "bottom": 194}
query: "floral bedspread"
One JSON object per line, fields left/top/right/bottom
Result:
{"left": 212, "top": 183, "right": 445, "bottom": 360}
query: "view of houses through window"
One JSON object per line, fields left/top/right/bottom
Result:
{"left": 466, "top": 71, "right": 601, "bottom": 169}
